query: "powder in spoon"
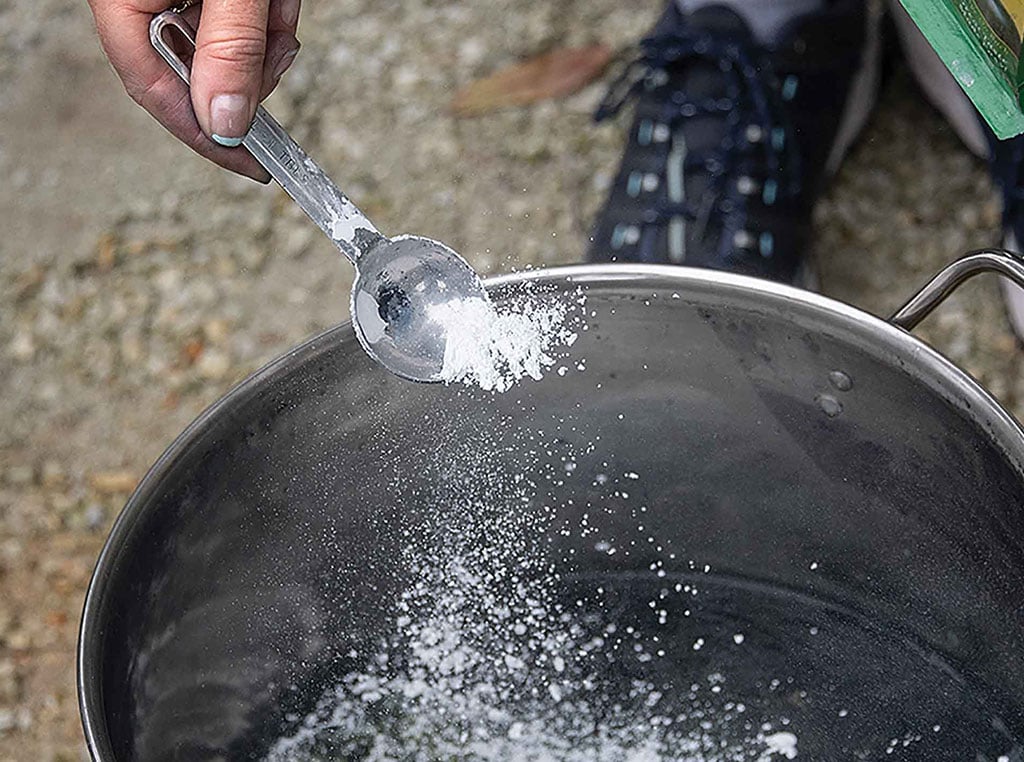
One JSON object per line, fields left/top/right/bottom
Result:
{"left": 431, "top": 293, "right": 580, "bottom": 393}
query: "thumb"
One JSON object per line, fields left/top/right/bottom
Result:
{"left": 191, "top": 0, "right": 270, "bottom": 146}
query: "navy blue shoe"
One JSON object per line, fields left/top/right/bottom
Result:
{"left": 587, "top": 0, "right": 882, "bottom": 285}
{"left": 986, "top": 133, "right": 1024, "bottom": 339}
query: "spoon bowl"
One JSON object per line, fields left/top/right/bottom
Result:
{"left": 352, "top": 235, "right": 488, "bottom": 382}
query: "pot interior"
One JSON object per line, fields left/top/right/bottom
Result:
{"left": 81, "top": 268, "right": 1024, "bottom": 761}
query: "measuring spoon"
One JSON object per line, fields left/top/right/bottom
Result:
{"left": 150, "top": 10, "right": 488, "bottom": 382}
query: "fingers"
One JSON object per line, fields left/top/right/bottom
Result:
{"left": 191, "top": 0, "right": 271, "bottom": 146}
{"left": 261, "top": 0, "right": 301, "bottom": 100}
{"left": 89, "top": 0, "right": 303, "bottom": 181}
{"left": 89, "top": 0, "right": 270, "bottom": 181}
{"left": 136, "top": 61, "right": 273, "bottom": 181}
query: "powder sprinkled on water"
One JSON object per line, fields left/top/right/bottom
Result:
{"left": 431, "top": 294, "right": 580, "bottom": 393}
{"left": 264, "top": 414, "right": 802, "bottom": 762}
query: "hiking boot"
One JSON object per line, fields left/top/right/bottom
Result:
{"left": 588, "top": 0, "right": 883, "bottom": 286}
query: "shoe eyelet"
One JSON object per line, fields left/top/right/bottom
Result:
{"left": 759, "top": 231, "right": 775, "bottom": 258}
{"left": 733, "top": 229, "right": 755, "bottom": 249}
{"left": 627, "top": 171, "right": 643, "bottom": 197}
{"left": 611, "top": 223, "right": 641, "bottom": 249}
{"left": 762, "top": 179, "right": 778, "bottom": 205}
{"left": 637, "top": 119, "right": 654, "bottom": 146}
{"left": 781, "top": 75, "right": 799, "bottom": 101}
{"left": 736, "top": 176, "right": 758, "bottom": 195}
{"left": 745, "top": 125, "right": 763, "bottom": 144}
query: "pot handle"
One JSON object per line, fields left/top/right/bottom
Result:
{"left": 889, "top": 248, "right": 1024, "bottom": 330}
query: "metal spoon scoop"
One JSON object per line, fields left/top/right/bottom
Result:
{"left": 150, "top": 11, "right": 488, "bottom": 383}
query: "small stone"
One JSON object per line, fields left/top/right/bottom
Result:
{"left": 39, "top": 461, "right": 65, "bottom": 488}
{"left": 0, "top": 659, "right": 20, "bottom": 703}
{"left": 32, "top": 381, "right": 60, "bottom": 404}
{"left": 48, "top": 492, "right": 74, "bottom": 513}
{"left": 196, "top": 349, "right": 231, "bottom": 380}
{"left": 457, "top": 37, "right": 487, "bottom": 68}
{"left": 235, "top": 243, "right": 269, "bottom": 272}
{"left": 13, "top": 265, "right": 44, "bottom": 302}
{"left": 153, "top": 268, "right": 182, "bottom": 290}
{"left": 88, "top": 470, "right": 138, "bottom": 495}
{"left": 120, "top": 334, "right": 145, "bottom": 365}
{"left": 203, "top": 319, "right": 231, "bottom": 345}
{"left": 84, "top": 504, "right": 106, "bottom": 531}
{"left": 281, "top": 225, "right": 315, "bottom": 259}
{"left": 6, "top": 630, "right": 30, "bottom": 651}
{"left": 215, "top": 255, "right": 238, "bottom": 277}
{"left": 4, "top": 465, "right": 36, "bottom": 487}
{"left": 8, "top": 331, "right": 34, "bottom": 362}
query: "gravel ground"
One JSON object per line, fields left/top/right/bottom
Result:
{"left": 1, "top": 0, "right": 1021, "bottom": 758}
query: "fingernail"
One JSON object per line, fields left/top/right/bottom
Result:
{"left": 280, "top": 0, "right": 300, "bottom": 27}
{"left": 212, "top": 134, "right": 244, "bottom": 147}
{"left": 210, "top": 93, "right": 250, "bottom": 145}
{"left": 273, "top": 46, "right": 300, "bottom": 81}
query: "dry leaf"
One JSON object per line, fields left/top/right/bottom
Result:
{"left": 452, "top": 44, "right": 612, "bottom": 117}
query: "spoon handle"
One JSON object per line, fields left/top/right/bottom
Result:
{"left": 149, "top": 10, "right": 383, "bottom": 264}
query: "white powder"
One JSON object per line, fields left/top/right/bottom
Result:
{"left": 431, "top": 294, "right": 580, "bottom": 393}
{"left": 764, "top": 732, "right": 799, "bottom": 759}
{"left": 266, "top": 545, "right": 799, "bottom": 762}
{"left": 265, "top": 430, "right": 801, "bottom": 762}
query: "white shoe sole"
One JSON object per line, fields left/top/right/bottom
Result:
{"left": 889, "top": 0, "right": 989, "bottom": 158}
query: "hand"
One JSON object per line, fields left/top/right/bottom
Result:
{"left": 88, "top": 0, "right": 301, "bottom": 182}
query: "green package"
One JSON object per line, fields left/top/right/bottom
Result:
{"left": 899, "top": 0, "right": 1024, "bottom": 139}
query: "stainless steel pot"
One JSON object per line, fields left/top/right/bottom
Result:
{"left": 79, "top": 252, "right": 1024, "bottom": 761}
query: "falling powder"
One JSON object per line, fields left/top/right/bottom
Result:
{"left": 430, "top": 293, "right": 580, "bottom": 393}
{"left": 264, "top": 419, "right": 803, "bottom": 762}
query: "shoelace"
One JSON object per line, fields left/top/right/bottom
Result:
{"left": 595, "top": 20, "right": 801, "bottom": 258}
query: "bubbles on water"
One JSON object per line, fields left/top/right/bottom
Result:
{"left": 828, "top": 370, "right": 853, "bottom": 392}
{"left": 815, "top": 393, "right": 843, "bottom": 418}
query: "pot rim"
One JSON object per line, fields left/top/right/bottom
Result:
{"left": 76, "top": 263, "right": 1024, "bottom": 760}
